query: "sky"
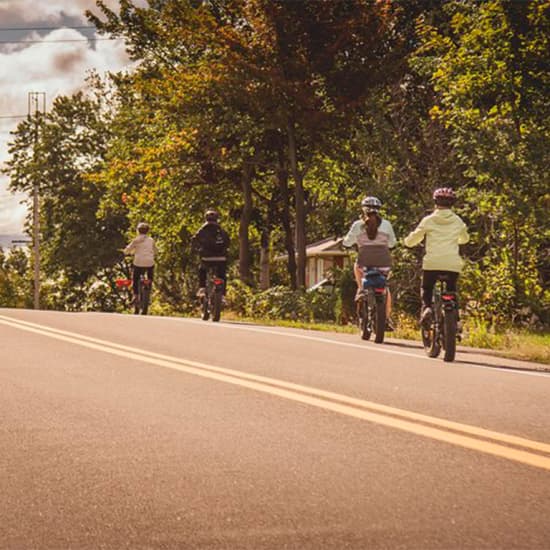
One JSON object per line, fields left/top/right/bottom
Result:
{"left": 0, "top": 0, "right": 146, "bottom": 236}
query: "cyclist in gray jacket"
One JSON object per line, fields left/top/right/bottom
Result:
{"left": 124, "top": 222, "right": 157, "bottom": 303}
{"left": 343, "top": 196, "right": 397, "bottom": 327}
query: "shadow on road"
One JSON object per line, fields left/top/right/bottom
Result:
{"left": 383, "top": 339, "right": 550, "bottom": 374}
{"left": 453, "top": 359, "right": 550, "bottom": 375}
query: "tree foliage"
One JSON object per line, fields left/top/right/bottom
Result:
{"left": 2, "top": 0, "right": 548, "bottom": 328}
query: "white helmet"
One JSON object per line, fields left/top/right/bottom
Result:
{"left": 361, "top": 196, "right": 382, "bottom": 214}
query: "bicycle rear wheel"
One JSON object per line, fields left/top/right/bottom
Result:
{"left": 140, "top": 284, "right": 150, "bottom": 315}
{"left": 373, "top": 295, "right": 386, "bottom": 344}
{"left": 211, "top": 291, "right": 222, "bottom": 322}
{"left": 443, "top": 309, "right": 457, "bottom": 362}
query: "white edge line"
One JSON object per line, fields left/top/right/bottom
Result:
{"left": 151, "top": 316, "right": 550, "bottom": 378}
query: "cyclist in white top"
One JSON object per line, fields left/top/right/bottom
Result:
{"left": 343, "top": 196, "right": 397, "bottom": 328}
{"left": 124, "top": 222, "right": 158, "bottom": 303}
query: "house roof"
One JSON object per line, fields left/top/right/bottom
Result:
{"left": 274, "top": 237, "right": 349, "bottom": 261}
{"left": 305, "top": 237, "right": 347, "bottom": 256}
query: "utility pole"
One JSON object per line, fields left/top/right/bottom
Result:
{"left": 28, "top": 92, "right": 46, "bottom": 310}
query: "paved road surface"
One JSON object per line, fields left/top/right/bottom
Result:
{"left": 1, "top": 309, "right": 549, "bottom": 549}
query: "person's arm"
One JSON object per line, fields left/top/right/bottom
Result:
{"left": 342, "top": 221, "right": 360, "bottom": 248}
{"left": 404, "top": 220, "right": 426, "bottom": 248}
{"left": 190, "top": 230, "right": 201, "bottom": 252}
{"left": 123, "top": 238, "right": 136, "bottom": 255}
{"left": 458, "top": 223, "right": 469, "bottom": 245}
{"left": 387, "top": 221, "right": 397, "bottom": 249}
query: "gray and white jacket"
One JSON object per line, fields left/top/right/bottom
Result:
{"left": 124, "top": 234, "right": 157, "bottom": 267}
{"left": 343, "top": 218, "right": 396, "bottom": 267}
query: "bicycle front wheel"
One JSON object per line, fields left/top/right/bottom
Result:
{"left": 201, "top": 295, "right": 210, "bottom": 321}
{"left": 359, "top": 299, "right": 370, "bottom": 340}
{"left": 422, "top": 310, "right": 441, "bottom": 358}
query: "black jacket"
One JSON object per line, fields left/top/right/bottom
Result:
{"left": 192, "top": 222, "right": 230, "bottom": 260}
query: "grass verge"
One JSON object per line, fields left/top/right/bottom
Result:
{"left": 221, "top": 311, "right": 550, "bottom": 366}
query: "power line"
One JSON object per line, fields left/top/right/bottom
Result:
{"left": 0, "top": 25, "right": 97, "bottom": 31}
{"left": 0, "top": 38, "right": 116, "bottom": 44}
{"left": 0, "top": 115, "right": 27, "bottom": 119}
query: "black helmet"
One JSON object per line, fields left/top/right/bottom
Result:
{"left": 137, "top": 222, "right": 149, "bottom": 234}
{"left": 433, "top": 187, "right": 456, "bottom": 207}
{"left": 205, "top": 209, "right": 219, "bottom": 223}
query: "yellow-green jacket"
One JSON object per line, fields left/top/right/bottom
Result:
{"left": 404, "top": 208, "right": 469, "bottom": 272}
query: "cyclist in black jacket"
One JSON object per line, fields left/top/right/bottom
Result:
{"left": 192, "top": 209, "right": 230, "bottom": 297}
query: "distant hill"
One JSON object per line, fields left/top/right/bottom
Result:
{"left": 0, "top": 234, "right": 30, "bottom": 249}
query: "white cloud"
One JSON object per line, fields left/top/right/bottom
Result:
{"left": 0, "top": 0, "right": 142, "bottom": 26}
{"left": 0, "top": 1, "right": 142, "bottom": 234}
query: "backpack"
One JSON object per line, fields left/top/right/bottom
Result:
{"left": 199, "top": 224, "right": 228, "bottom": 257}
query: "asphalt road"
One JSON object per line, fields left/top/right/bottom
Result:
{"left": 1, "top": 309, "right": 549, "bottom": 550}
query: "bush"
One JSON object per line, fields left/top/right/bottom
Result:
{"left": 305, "top": 288, "right": 338, "bottom": 322}
{"left": 330, "top": 266, "right": 357, "bottom": 324}
{"left": 246, "top": 286, "right": 308, "bottom": 320}
{"left": 225, "top": 282, "right": 341, "bottom": 323}
{"left": 225, "top": 279, "right": 255, "bottom": 316}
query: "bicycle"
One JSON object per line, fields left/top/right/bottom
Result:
{"left": 421, "top": 278, "right": 458, "bottom": 362}
{"left": 200, "top": 273, "right": 224, "bottom": 322}
{"left": 115, "top": 271, "right": 152, "bottom": 315}
{"left": 356, "top": 268, "right": 387, "bottom": 343}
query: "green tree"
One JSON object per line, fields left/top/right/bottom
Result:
{"left": 414, "top": 0, "right": 550, "bottom": 324}
{"left": 4, "top": 86, "right": 126, "bottom": 297}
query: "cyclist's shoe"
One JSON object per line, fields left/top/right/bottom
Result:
{"left": 420, "top": 307, "right": 433, "bottom": 329}
{"left": 385, "top": 318, "right": 395, "bottom": 332}
{"left": 196, "top": 287, "right": 206, "bottom": 298}
{"left": 354, "top": 288, "right": 365, "bottom": 302}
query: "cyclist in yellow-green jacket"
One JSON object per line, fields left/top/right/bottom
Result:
{"left": 404, "top": 188, "right": 469, "bottom": 327}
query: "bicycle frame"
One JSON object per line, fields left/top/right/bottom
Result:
{"left": 422, "top": 279, "right": 458, "bottom": 361}
{"left": 357, "top": 268, "right": 387, "bottom": 343}
{"left": 115, "top": 272, "right": 152, "bottom": 315}
{"left": 201, "top": 274, "right": 225, "bottom": 322}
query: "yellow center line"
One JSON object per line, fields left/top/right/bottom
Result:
{"left": 1, "top": 314, "right": 550, "bottom": 471}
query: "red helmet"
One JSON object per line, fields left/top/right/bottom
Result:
{"left": 433, "top": 187, "right": 456, "bottom": 206}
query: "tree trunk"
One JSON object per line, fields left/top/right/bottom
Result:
{"left": 512, "top": 221, "right": 520, "bottom": 315}
{"left": 277, "top": 146, "right": 296, "bottom": 289}
{"left": 239, "top": 163, "right": 254, "bottom": 285}
{"left": 259, "top": 228, "right": 270, "bottom": 290}
{"left": 287, "top": 120, "right": 306, "bottom": 289}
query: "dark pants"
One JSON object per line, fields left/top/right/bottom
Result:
{"left": 422, "top": 270, "right": 459, "bottom": 308}
{"left": 132, "top": 265, "right": 154, "bottom": 296}
{"left": 199, "top": 261, "right": 227, "bottom": 293}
